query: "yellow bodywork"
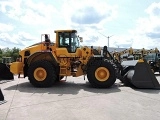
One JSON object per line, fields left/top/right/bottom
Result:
{"left": 34, "top": 67, "right": 47, "bottom": 81}
{"left": 10, "top": 62, "right": 23, "bottom": 74}
{"left": 137, "top": 59, "right": 144, "bottom": 63}
{"left": 10, "top": 29, "right": 94, "bottom": 77}
{"left": 95, "top": 67, "right": 110, "bottom": 82}
{"left": 55, "top": 47, "right": 92, "bottom": 76}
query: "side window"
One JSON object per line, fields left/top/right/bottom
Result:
{"left": 60, "top": 36, "right": 63, "bottom": 46}
{"left": 71, "top": 38, "right": 76, "bottom": 52}
{"left": 59, "top": 33, "right": 70, "bottom": 47}
{"left": 65, "top": 38, "right": 69, "bottom": 45}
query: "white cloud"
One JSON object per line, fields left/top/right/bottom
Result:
{"left": 0, "top": 0, "right": 118, "bottom": 49}
{"left": 0, "top": 32, "right": 23, "bottom": 45}
{"left": 1, "top": 0, "right": 160, "bottom": 51}
{"left": 0, "top": 23, "right": 14, "bottom": 32}
{"left": 145, "top": 2, "right": 160, "bottom": 17}
{"left": 78, "top": 1, "right": 160, "bottom": 50}
{"left": 120, "top": 2, "right": 160, "bottom": 49}
{"left": 0, "top": 0, "right": 22, "bottom": 17}
{"left": 0, "top": 45, "right": 5, "bottom": 48}
{"left": 0, "top": 0, "right": 58, "bottom": 25}
{"left": 62, "top": 0, "right": 118, "bottom": 27}
{"left": 0, "top": 31, "right": 38, "bottom": 49}
{"left": 60, "top": 0, "right": 120, "bottom": 49}
{"left": 0, "top": 0, "right": 61, "bottom": 48}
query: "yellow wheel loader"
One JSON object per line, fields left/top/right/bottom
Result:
{"left": 0, "top": 29, "right": 160, "bottom": 89}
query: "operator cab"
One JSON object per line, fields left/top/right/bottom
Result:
{"left": 57, "top": 30, "right": 80, "bottom": 53}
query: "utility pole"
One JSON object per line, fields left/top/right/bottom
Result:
{"left": 107, "top": 35, "right": 113, "bottom": 48}
{"left": 98, "top": 32, "right": 113, "bottom": 48}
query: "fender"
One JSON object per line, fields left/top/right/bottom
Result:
{"left": 23, "top": 51, "right": 58, "bottom": 77}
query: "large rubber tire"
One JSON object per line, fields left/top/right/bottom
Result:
{"left": 55, "top": 66, "right": 64, "bottom": 81}
{"left": 56, "top": 75, "right": 64, "bottom": 82}
{"left": 28, "top": 60, "right": 57, "bottom": 87}
{"left": 87, "top": 60, "right": 116, "bottom": 88}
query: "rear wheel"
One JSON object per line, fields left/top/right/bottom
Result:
{"left": 55, "top": 66, "right": 64, "bottom": 81}
{"left": 87, "top": 60, "right": 116, "bottom": 88}
{"left": 28, "top": 60, "right": 57, "bottom": 87}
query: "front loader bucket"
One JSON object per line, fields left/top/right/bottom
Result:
{"left": 122, "top": 60, "right": 160, "bottom": 89}
{"left": 0, "top": 63, "right": 14, "bottom": 80}
{"left": 0, "top": 89, "right": 4, "bottom": 101}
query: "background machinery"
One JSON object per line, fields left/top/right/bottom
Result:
{"left": 112, "top": 47, "right": 160, "bottom": 74}
{"left": 111, "top": 47, "right": 137, "bottom": 62}
{"left": 1, "top": 57, "right": 12, "bottom": 65}
{"left": 0, "top": 57, "right": 13, "bottom": 80}
{"left": 143, "top": 48, "right": 160, "bottom": 73}
{"left": 0, "top": 29, "right": 159, "bottom": 89}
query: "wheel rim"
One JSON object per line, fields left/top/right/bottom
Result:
{"left": 95, "top": 67, "right": 110, "bottom": 82}
{"left": 34, "top": 67, "right": 47, "bottom": 81}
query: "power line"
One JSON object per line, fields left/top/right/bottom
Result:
{"left": 98, "top": 32, "right": 113, "bottom": 47}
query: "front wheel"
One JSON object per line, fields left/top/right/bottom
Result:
{"left": 28, "top": 60, "right": 57, "bottom": 87}
{"left": 87, "top": 60, "right": 116, "bottom": 88}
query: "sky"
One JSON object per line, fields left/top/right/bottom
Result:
{"left": 0, "top": 0, "right": 160, "bottom": 50}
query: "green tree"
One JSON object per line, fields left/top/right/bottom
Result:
{"left": 0, "top": 48, "right": 2, "bottom": 62}
{"left": 0, "top": 47, "right": 20, "bottom": 62}
{"left": 0, "top": 48, "right": 2, "bottom": 54}
{"left": 2, "top": 47, "right": 11, "bottom": 57}
{"left": 11, "top": 47, "right": 20, "bottom": 61}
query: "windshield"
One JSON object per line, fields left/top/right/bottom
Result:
{"left": 58, "top": 32, "right": 80, "bottom": 53}
{"left": 71, "top": 33, "right": 80, "bottom": 52}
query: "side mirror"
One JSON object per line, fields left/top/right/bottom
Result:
{"left": 79, "top": 37, "right": 83, "bottom": 42}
